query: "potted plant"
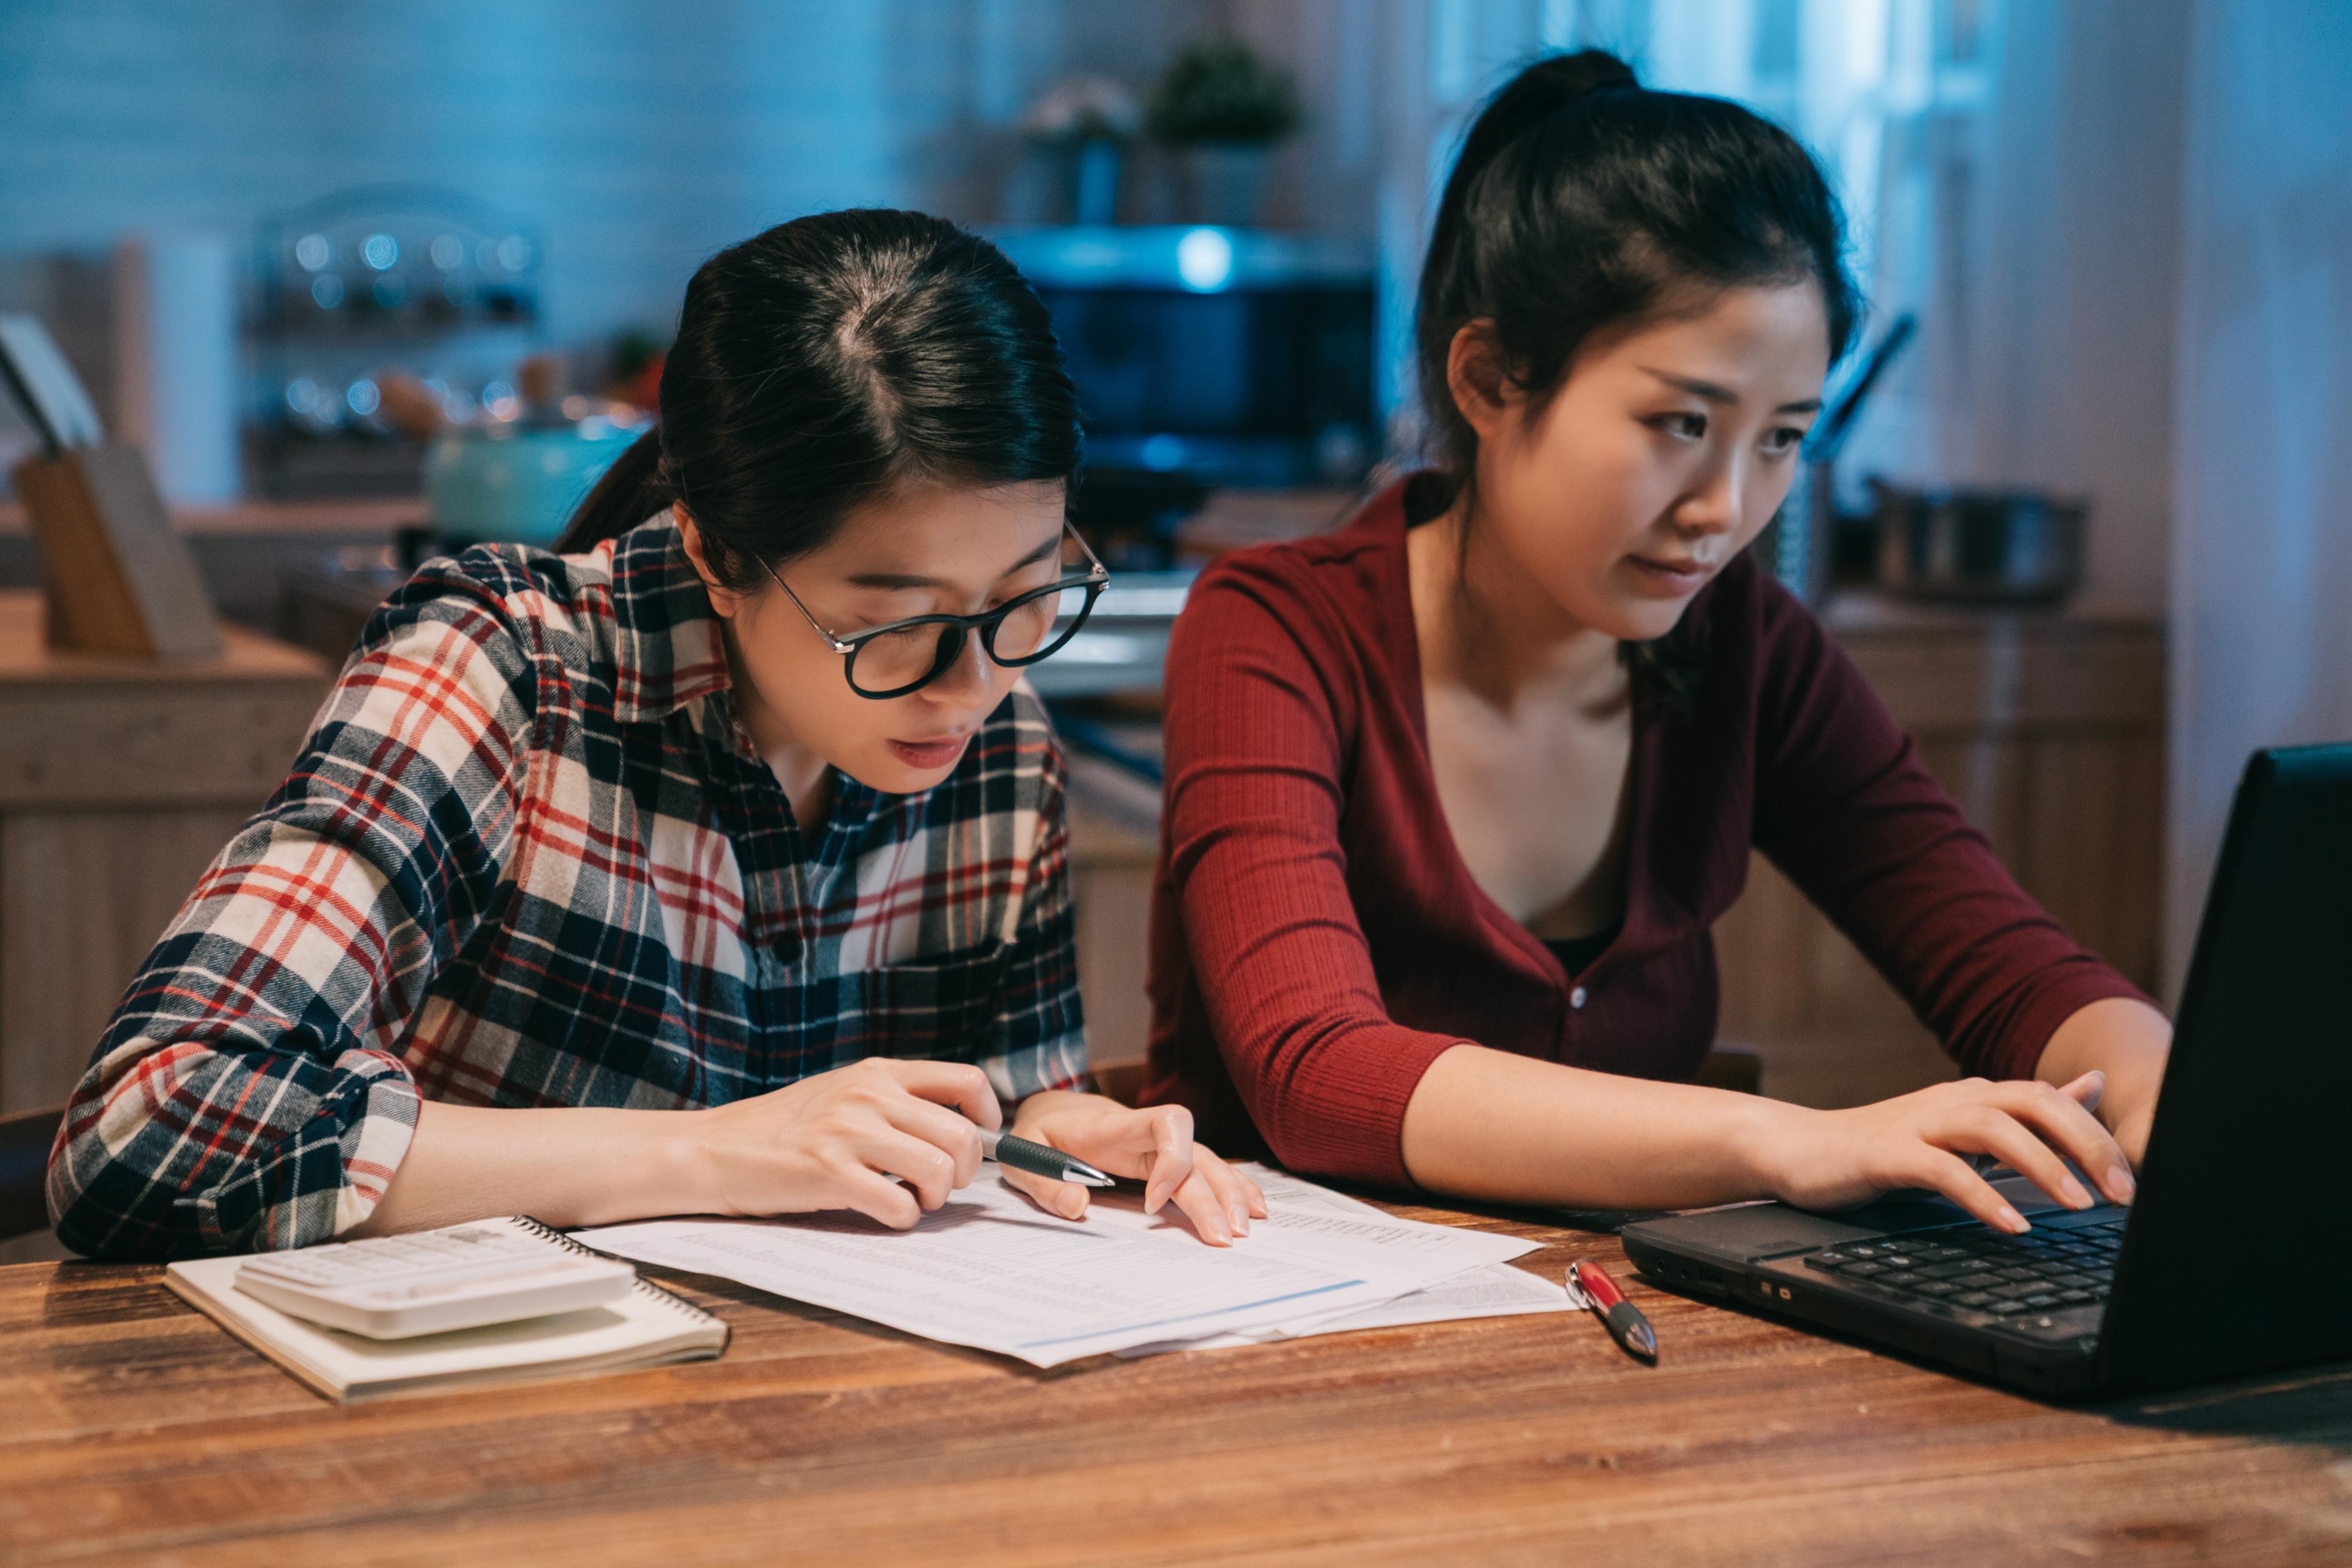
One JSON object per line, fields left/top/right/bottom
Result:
{"left": 1146, "top": 34, "right": 1301, "bottom": 228}
{"left": 1021, "top": 77, "right": 1141, "bottom": 227}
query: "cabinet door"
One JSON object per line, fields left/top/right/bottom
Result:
{"left": 0, "top": 809, "right": 248, "bottom": 1112}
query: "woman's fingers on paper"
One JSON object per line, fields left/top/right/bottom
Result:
{"left": 1095, "top": 1105, "right": 1193, "bottom": 1199}
{"left": 1150, "top": 1109, "right": 1198, "bottom": 1216}
{"left": 1000, "top": 1163, "right": 1089, "bottom": 1221}
{"left": 857, "top": 1127, "right": 962, "bottom": 1212}
{"left": 832, "top": 1163, "right": 924, "bottom": 1231}
{"left": 1166, "top": 1168, "right": 1235, "bottom": 1246}
{"left": 1048, "top": 1102, "right": 1193, "bottom": 1209}
{"left": 1226, "top": 1157, "right": 1267, "bottom": 1221}
{"left": 1191, "top": 1148, "right": 1261, "bottom": 1234}
{"left": 878, "top": 1092, "right": 986, "bottom": 1188}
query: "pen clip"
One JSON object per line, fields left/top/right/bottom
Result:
{"left": 1563, "top": 1265, "right": 1595, "bottom": 1311}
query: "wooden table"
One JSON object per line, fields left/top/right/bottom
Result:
{"left": 7, "top": 1199, "right": 2347, "bottom": 1566}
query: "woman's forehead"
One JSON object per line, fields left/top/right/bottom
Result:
{"left": 799, "top": 480, "right": 1067, "bottom": 588}
{"left": 1594, "top": 283, "right": 1832, "bottom": 392}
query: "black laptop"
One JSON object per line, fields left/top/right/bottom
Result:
{"left": 1621, "top": 744, "right": 2352, "bottom": 1398}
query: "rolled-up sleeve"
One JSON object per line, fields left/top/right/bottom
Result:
{"left": 47, "top": 579, "right": 534, "bottom": 1259}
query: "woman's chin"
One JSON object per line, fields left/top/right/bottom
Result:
{"left": 1589, "top": 596, "right": 1695, "bottom": 646}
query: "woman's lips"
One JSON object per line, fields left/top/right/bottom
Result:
{"left": 1624, "top": 554, "right": 1715, "bottom": 595}
{"left": 886, "top": 733, "right": 972, "bottom": 771}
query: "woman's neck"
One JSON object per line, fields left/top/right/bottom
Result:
{"left": 720, "top": 622, "right": 837, "bottom": 831}
{"left": 1410, "top": 499, "right": 1627, "bottom": 715}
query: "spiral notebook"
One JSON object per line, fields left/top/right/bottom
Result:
{"left": 162, "top": 1216, "right": 728, "bottom": 1403}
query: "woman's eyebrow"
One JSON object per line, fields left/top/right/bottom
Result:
{"left": 843, "top": 570, "right": 943, "bottom": 590}
{"left": 1639, "top": 367, "right": 1822, "bottom": 415}
{"left": 841, "top": 533, "right": 1064, "bottom": 592}
{"left": 1000, "top": 533, "right": 1065, "bottom": 576}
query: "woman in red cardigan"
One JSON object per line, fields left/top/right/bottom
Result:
{"left": 1143, "top": 51, "right": 2171, "bottom": 1233}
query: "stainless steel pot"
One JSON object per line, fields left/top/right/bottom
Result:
{"left": 1870, "top": 480, "right": 2087, "bottom": 604}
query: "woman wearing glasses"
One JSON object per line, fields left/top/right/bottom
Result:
{"left": 50, "top": 211, "right": 1264, "bottom": 1259}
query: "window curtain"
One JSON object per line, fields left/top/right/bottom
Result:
{"left": 2165, "top": 0, "right": 2352, "bottom": 990}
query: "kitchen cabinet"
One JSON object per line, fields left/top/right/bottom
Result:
{"left": 1065, "top": 751, "right": 1162, "bottom": 1079}
{"left": 0, "top": 592, "right": 331, "bottom": 1115}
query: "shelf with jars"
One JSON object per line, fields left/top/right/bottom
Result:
{"left": 246, "top": 185, "right": 546, "bottom": 500}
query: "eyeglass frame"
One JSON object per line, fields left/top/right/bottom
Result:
{"left": 756, "top": 522, "right": 1112, "bottom": 700}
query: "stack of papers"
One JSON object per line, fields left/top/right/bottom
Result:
{"left": 574, "top": 1164, "right": 1567, "bottom": 1368}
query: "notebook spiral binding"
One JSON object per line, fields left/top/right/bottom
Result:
{"left": 510, "top": 1216, "right": 726, "bottom": 1330}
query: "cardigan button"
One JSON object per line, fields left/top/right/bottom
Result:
{"left": 1569, "top": 985, "right": 1589, "bottom": 1010}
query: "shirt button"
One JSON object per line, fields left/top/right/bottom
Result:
{"left": 1569, "top": 985, "right": 1588, "bottom": 1010}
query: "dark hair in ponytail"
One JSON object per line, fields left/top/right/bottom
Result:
{"left": 1414, "top": 51, "right": 1861, "bottom": 710}
{"left": 557, "top": 209, "right": 1081, "bottom": 586}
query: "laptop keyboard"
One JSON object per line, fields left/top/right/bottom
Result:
{"left": 1801, "top": 1216, "right": 2124, "bottom": 1317}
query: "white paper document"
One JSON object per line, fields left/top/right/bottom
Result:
{"left": 574, "top": 1167, "right": 1537, "bottom": 1368}
{"left": 1119, "top": 1262, "right": 1573, "bottom": 1355}
{"left": 1117, "top": 1165, "right": 1570, "bottom": 1354}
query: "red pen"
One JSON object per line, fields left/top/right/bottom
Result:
{"left": 1567, "top": 1260, "right": 1658, "bottom": 1363}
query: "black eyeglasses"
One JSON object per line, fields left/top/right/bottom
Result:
{"left": 760, "top": 524, "right": 1111, "bottom": 699}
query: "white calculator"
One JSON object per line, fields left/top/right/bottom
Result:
{"left": 233, "top": 1221, "right": 635, "bottom": 1339}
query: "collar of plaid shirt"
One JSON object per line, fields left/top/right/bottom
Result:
{"left": 606, "top": 508, "right": 739, "bottom": 724}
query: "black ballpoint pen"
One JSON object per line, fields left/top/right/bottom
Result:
{"left": 980, "top": 1127, "right": 1114, "bottom": 1188}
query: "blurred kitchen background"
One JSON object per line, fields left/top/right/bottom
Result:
{"left": 0, "top": 0, "right": 2345, "bottom": 1146}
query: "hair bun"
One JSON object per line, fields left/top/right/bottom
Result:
{"left": 1437, "top": 51, "right": 1639, "bottom": 224}
{"left": 1523, "top": 48, "right": 1639, "bottom": 109}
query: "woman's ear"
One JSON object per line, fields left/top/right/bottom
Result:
{"left": 1446, "top": 321, "right": 1523, "bottom": 441}
{"left": 676, "top": 510, "right": 752, "bottom": 617}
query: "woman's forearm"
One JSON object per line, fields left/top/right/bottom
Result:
{"left": 2033, "top": 995, "right": 2172, "bottom": 1165}
{"left": 2033, "top": 996, "right": 2171, "bottom": 1090}
{"left": 1397, "top": 1043, "right": 1796, "bottom": 1209}
{"left": 347, "top": 1101, "right": 712, "bottom": 1237}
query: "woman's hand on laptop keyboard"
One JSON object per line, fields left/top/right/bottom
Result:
{"left": 1752, "top": 1072, "right": 2136, "bottom": 1234}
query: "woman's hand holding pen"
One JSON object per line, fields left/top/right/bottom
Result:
{"left": 674, "top": 1060, "right": 1267, "bottom": 1243}
{"left": 679, "top": 1058, "right": 1001, "bottom": 1232}
{"left": 1001, "top": 1091, "right": 1268, "bottom": 1245}
{"left": 1750, "top": 1071, "right": 2137, "bottom": 1235}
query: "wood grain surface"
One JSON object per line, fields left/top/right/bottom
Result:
{"left": 5, "top": 1194, "right": 2346, "bottom": 1567}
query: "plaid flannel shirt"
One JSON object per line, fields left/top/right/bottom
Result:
{"left": 48, "top": 512, "right": 1087, "bottom": 1259}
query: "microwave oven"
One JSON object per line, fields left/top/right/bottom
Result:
{"left": 989, "top": 227, "right": 1378, "bottom": 492}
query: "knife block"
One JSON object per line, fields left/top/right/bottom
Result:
{"left": 9, "top": 443, "right": 224, "bottom": 660}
